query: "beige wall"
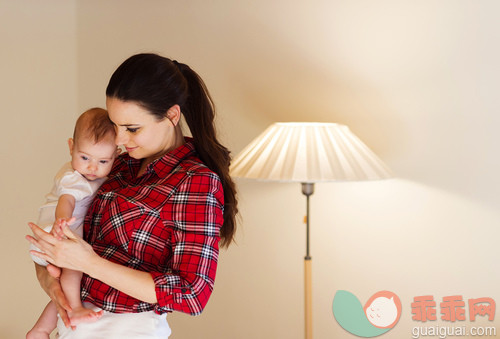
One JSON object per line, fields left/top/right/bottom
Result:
{"left": 2, "top": 1, "right": 500, "bottom": 338}
{"left": 0, "top": 0, "right": 77, "bottom": 338}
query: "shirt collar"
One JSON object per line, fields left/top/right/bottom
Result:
{"left": 151, "top": 137, "right": 197, "bottom": 178}
{"left": 120, "top": 137, "right": 197, "bottom": 180}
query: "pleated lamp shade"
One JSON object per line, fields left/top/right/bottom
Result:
{"left": 230, "top": 122, "right": 393, "bottom": 182}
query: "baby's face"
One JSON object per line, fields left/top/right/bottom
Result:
{"left": 70, "top": 135, "right": 117, "bottom": 181}
{"left": 365, "top": 296, "right": 398, "bottom": 328}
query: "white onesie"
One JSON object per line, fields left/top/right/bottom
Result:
{"left": 30, "top": 162, "right": 106, "bottom": 266}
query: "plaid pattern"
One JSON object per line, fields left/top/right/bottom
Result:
{"left": 81, "top": 139, "right": 224, "bottom": 315}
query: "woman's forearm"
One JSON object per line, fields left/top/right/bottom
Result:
{"left": 35, "top": 263, "right": 72, "bottom": 327}
{"left": 85, "top": 255, "right": 158, "bottom": 304}
{"left": 35, "top": 263, "right": 51, "bottom": 294}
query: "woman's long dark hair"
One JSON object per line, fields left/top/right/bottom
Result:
{"left": 106, "top": 53, "right": 237, "bottom": 247}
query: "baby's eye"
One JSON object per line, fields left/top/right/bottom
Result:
{"left": 81, "top": 156, "right": 89, "bottom": 161}
{"left": 99, "top": 160, "right": 109, "bottom": 164}
{"left": 127, "top": 127, "right": 139, "bottom": 133}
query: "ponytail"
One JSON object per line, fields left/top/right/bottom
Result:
{"left": 176, "top": 63, "right": 238, "bottom": 248}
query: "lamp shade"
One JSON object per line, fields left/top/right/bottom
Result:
{"left": 230, "top": 122, "right": 392, "bottom": 182}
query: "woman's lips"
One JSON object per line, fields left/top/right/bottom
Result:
{"left": 125, "top": 146, "right": 137, "bottom": 153}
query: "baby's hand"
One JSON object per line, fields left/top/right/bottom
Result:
{"left": 52, "top": 218, "right": 76, "bottom": 240}
{"left": 52, "top": 219, "right": 67, "bottom": 240}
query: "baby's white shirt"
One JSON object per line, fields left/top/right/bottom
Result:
{"left": 38, "top": 162, "right": 106, "bottom": 235}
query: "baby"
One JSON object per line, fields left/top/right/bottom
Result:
{"left": 27, "top": 108, "right": 119, "bottom": 339}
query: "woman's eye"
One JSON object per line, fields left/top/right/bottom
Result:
{"left": 127, "top": 127, "right": 139, "bottom": 133}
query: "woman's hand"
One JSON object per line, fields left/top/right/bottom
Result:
{"left": 28, "top": 221, "right": 158, "bottom": 305}
{"left": 27, "top": 222, "right": 97, "bottom": 273}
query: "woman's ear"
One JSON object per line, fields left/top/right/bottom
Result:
{"left": 166, "top": 105, "right": 181, "bottom": 126}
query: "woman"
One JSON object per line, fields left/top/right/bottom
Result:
{"left": 27, "top": 53, "right": 238, "bottom": 338}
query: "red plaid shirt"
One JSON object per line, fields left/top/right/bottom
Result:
{"left": 81, "top": 139, "right": 224, "bottom": 315}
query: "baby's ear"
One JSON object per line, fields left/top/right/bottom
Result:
{"left": 67, "top": 138, "right": 74, "bottom": 155}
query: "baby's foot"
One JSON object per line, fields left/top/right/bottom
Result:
{"left": 69, "top": 306, "right": 103, "bottom": 326}
{"left": 26, "top": 327, "right": 50, "bottom": 339}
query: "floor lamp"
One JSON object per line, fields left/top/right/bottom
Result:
{"left": 230, "top": 122, "right": 393, "bottom": 339}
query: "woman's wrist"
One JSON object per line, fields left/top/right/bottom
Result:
{"left": 84, "top": 253, "right": 104, "bottom": 279}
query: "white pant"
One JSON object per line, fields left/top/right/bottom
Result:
{"left": 56, "top": 303, "right": 171, "bottom": 338}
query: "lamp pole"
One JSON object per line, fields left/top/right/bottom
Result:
{"left": 302, "top": 182, "right": 314, "bottom": 339}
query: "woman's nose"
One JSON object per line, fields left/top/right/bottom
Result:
{"left": 115, "top": 129, "right": 127, "bottom": 145}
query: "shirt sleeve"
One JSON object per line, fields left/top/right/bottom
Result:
{"left": 55, "top": 170, "right": 93, "bottom": 201}
{"left": 151, "top": 171, "right": 224, "bottom": 316}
